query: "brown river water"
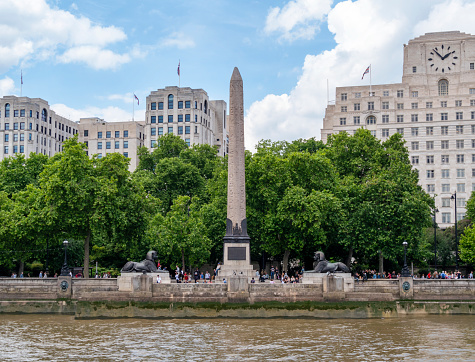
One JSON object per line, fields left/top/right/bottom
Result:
{"left": 0, "top": 315, "right": 474, "bottom": 361}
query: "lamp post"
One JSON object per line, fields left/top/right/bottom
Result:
{"left": 60, "top": 240, "right": 69, "bottom": 276}
{"left": 401, "top": 241, "right": 411, "bottom": 277}
{"left": 451, "top": 191, "right": 459, "bottom": 271}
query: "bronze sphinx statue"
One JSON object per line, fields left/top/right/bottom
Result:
{"left": 313, "top": 251, "right": 350, "bottom": 273}
{"left": 121, "top": 251, "right": 158, "bottom": 273}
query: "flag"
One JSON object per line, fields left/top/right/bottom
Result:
{"left": 134, "top": 94, "right": 139, "bottom": 105}
{"left": 362, "top": 65, "right": 370, "bottom": 79}
{"left": 177, "top": 61, "right": 180, "bottom": 76}
{"left": 21, "top": 70, "right": 23, "bottom": 85}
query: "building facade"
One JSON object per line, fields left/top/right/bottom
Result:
{"left": 78, "top": 117, "right": 145, "bottom": 171}
{"left": 144, "top": 87, "right": 228, "bottom": 157}
{"left": 321, "top": 31, "right": 475, "bottom": 228}
{"left": 0, "top": 96, "right": 78, "bottom": 159}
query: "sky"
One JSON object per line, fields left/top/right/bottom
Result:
{"left": 1, "top": 0, "right": 475, "bottom": 150}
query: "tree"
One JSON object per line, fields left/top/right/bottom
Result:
{"left": 136, "top": 134, "right": 188, "bottom": 173}
{"left": 0, "top": 153, "right": 48, "bottom": 196}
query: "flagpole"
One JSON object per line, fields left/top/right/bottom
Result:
{"left": 369, "top": 64, "right": 372, "bottom": 96}
{"left": 132, "top": 93, "right": 134, "bottom": 122}
{"left": 20, "top": 70, "right": 23, "bottom": 97}
{"left": 178, "top": 59, "right": 181, "bottom": 87}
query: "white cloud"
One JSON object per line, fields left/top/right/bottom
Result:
{"left": 51, "top": 103, "right": 144, "bottom": 124}
{"left": 264, "top": 0, "right": 332, "bottom": 41}
{"left": 0, "top": 0, "right": 131, "bottom": 71}
{"left": 106, "top": 92, "right": 139, "bottom": 104}
{"left": 161, "top": 32, "right": 196, "bottom": 49}
{"left": 246, "top": 0, "right": 475, "bottom": 150}
{"left": 0, "top": 77, "right": 15, "bottom": 96}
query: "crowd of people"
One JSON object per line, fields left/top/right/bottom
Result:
{"left": 354, "top": 269, "right": 474, "bottom": 281}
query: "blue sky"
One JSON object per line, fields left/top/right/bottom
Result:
{"left": 1, "top": 0, "right": 475, "bottom": 150}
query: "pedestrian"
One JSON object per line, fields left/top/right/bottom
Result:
{"left": 156, "top": 275, "right": 161, "bottom": 283}
{"left": 39, "top": 271, "right": 43, "bottom": 278}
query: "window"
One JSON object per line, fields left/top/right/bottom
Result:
{"left": 397, "top": 128, "right": 404, "bottom": 135}
{"left": 98, "top": 131, "right": 102, "bottom": 138}
{"left": 426, "top": 113, "right": 433, "bottom": 121}
{"left": 397, "top": 90, "right": 404, "bottom": 98}
{"left": 97, "top": 142, "right": 102, "bottom": 150}
{"left": 456, "top": 125, "right": 464, "bottom": 134}
{"left": 20, "top": 122, "right": 25, "bottom": 130}
{"left": 457, "top": 169, "right": 465, "bottom": 178}
{"left": 442, "top": 184, "right": 450, "bottom": 192}
{"left": 457, "top": 183, "right": 466, "bottom": 192}
{"left": 340, "top": 118, "right": 346, "bottom": 125}
{"left": 411, "top": 156, "right": 419, "bottom": 164}
{"left": 13, "top": 134, "right": 18, "bottom": 142}
{"left": 178, "top": 115, "right": 183, "bottom": 123}
{"left": 442, "top": 155, "right": 449, "bottom": 164}
{"left": 124, "top": 130, "right": 128, "bottom": 138}
{"left": 185, "top": 126, "right": 190, "bottom": 134}
{"left": 158, "top": 127, "right": 163, "bottom": 135}
{"left": 168, "top": 94, "right": 174, "bottom": 109}
{"left": 354, "top": 103, "right": 360, "bottom": 111}
{"left": 411, "top": 142, "right": 419, "bottom": 150}
{"left": 106, "top": 141, "right": 111, "bottom": 149}
{"left": 13, "top": 122, "right": 18, "bottom": 130}
{"left": 124, "top": 152, "right": 128, "bottom": 158}
{"left": 411, "top": 127, "right": 419, "bottom": 136}
{"left": 114, "top": 131, "right": 119, "bottom": 138}
{"left": 168, "top": 115, "right": 173, "bottom": 123}
{"left": 151, "top": 128, "right": 156, "bottom": 136}
{"left": 412, "top": 91, "right": 418, "bottom": 98}
{"left": 457, "top": 213, "right": 466, "bottom": 221}
{"left": 411, "top": 102, "right": 418, "bottom": 109}
{"left": 368, "top": 102, "right": 374, "bottom": 110}
{"left": 19, "top": 145, "right": 24, "bottom": 153}
{"left": 382, "top": 102, "right": 389, "bottom": 110}
{"left": 178, "top": 126, "right": 183, "bottom": 135}
{"left": 151, "top": 102, "right": 156, "bottom": 110}
{"left": 13, "top": 110, "right": 19, "bottom": 117}
{"left": 366, "top": 116, "right": 376, "bottom": 124}
{"left": 411, "top": 114, "right": 418, "bottom": 122}
{"left": 341, "top": 106, "right": 347, "bottom": 112}
{"left": 426, "top": 102, "right": 432, "bottom": 108}
{"left": 441, "top": 113, "right": 448, "bottom": 121}
{"left": 427, "top": 184, "right": 435, "bottom": 193}
{"left": 472, "top": 112, "right": 475, "bottom": 120}
{"left": 441, "top": 101, "right": 447, "bottom": 108}
{"left": 4, "top": 134, "right": 9, "bottom": 142}
{"left": 457, "top": 154, "right": 465, "bottom": 163}
{"left": 151, "top": 140, "right": 157, "bottom": 148}
{"left": 456, "top": 112, "right": 463, "bottom": 120}
{"left": 195, "top": 115, "right": 198, "bottom": 122}
{"left": 382, "top": 115, "right": 389, "bottom": 123}
{"left": 442, "top": 213, "right": 451, "bottom": 224}
{"left": 426, "top": 127, "right": 433, "bottom": 135}
{"left": 457, "top": 140, "right": 465, "bottom": 149}
{"left": 382, "top": 129, "right": 389, "bottom": 137}
{"left": 369, "top": 92, "right": 375, "bottom": 97}
{"left": 441, "top": 140, "right": 449, "bottom": 149}
{"left": 123, "top": 141, "right": 128, "bottom": 149}
{"left": 185, "top": 101, "right": 191, "bottom": 108}
{"left": 158, "top": 116, "right": 163, "bottom": 123}
{"left": 427, "top": 170, "right": 434, "bottom": 178}
{"left": 185, "top": 138, "right": 190, "bottom": 147}
{"left": 441, "top": 169, "right": 450, "bottom": 178}
{"left": 439, "top": 79, "right": 449, "bottom": 96}
{"left": 151, "top": 116, "right": 156, "bottom": 123}
{"left": 427, "top": 155, "right": 434, "bottom": 164}
{"left": 185, "top": 114, "right": 190, "bottom": 122}
{"left": 3, "top": 146, "right": 7, "bottom": 154}
{"left": 473, "top": 140, "right": 475, "bottom": 148}
{"left": 158, "top": 102, "right": 164, "bottom": 110}
{"left": 472, "top": 100, "right": 475, "bottom": 106}
{"left": 456, "top": 100, "right": 462, "bottom": 107}
{"left": 397, "top": 103, "right": 404, "bottom": 109}
{"left": 5, "top": 103, "right": 10, "bottom": 118}
{"left": 115, "top": 141, "right": 120, "bottom": 149}
{"left": 19, "top": 134, "right": 24, "bottom": 141}
{"left": 470, "top": 89, "right": 475, "bottom": 94}
{"left": 441, "top": 198, "right": 451, "bottom": 207}
{"left": 178, "top": 101, "right": 183, "bottom": 109}
{"left": 341, "top": 93, "right": 347, "bottom": 101}
{"left": 195, "top": 101, "right": 198, "bottom": 109}
{"left": 441, "top": 126, "right": 448, "bottom": 135}
{"left": 473, "top": 154, "right": 475, "bottom": 163}
{"left": 412, "top": 67, "right": 417, "bottom": 74}
{"left": 167, "top": 126, "right": 173, "bottom": 134}
{"left": 20, "top": 109, "right": 25, "bottom": 117}
{"left": 355, "top": 92, "right": 361, "bottom": 98}
{"left": 106, "top": 131, "right": 111, "bottom": 138}
{"left": 97, "top": 154, "right": 102, "bottom": 159}
{"left": 397, "top": 115, "right": 404, "bottom": 123}
{"left": 426, "top": 141, "right": 434, "bottom": 150}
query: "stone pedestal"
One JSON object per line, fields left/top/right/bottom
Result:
{"left": 57, "top": 276, "right": 72, "bottom": 299}
{"left": 399, "top": 276, "right": 414, "bottom": 299}
{"left": 227, "top": 275, "right": 250, "bottom": 303}
{"left": 118, "top": 271, "right": 171, "bottom": 292}
{"left": 302, "top": 272, "right": 354, "bottom": 292}
{"left": 218, "top": 242, "right": 255, "bottom": 280}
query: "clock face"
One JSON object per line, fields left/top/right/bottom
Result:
{"left": 427, "top": 44, "right": 458, "bottom": 73}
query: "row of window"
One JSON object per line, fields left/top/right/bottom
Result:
{"left": 381, "top": 125, "right": 475, "bottom": 137}
{"left": 409, "top": 139, "right": 474, "bottom": 150}
{"left": 438, "top": 212, "right": 465, "bottom": 224}
{"left": 425, "top": 168, "right": 470, "bottom": 179}
{"left": 341, "top": 99, "right": 475, "bottom": 112}
{"left": 151, "top": 138, "right": 191, "bottom": 148}
{"left": 1, "top": 121, "right": 75, "bottom": 133}
{"left": 97, "top": 141, "right": 128, "bottom": 150}
{"left": 150, "top": 126, "right": 193, "bottom": 136}
{"left": 411, "top": 154, "right": 475, "bottom": 164}
{"left": 341, "top": 112, "right": 475, "bottom": 126}
{"left": 426, "top": 183, "right": 467, "bottom": 193}
{"left": 96, "top": 152, "right": 128, "bottom": 159}
{"left": 3, "top": 145, "right": 25, "bottom": 154}
{"left": 150, "top": 96, "right": 208, "bottom": 114}
{"left": 83, "top": 130, "right": 129, "bottom": 138}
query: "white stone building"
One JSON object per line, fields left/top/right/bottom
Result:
{"left": 78, "top": 117, "right": 145, "bottom": 172}
{"left": 144, "top": 87, "right": 228, "bottom": 157}
{"left": 0, "top": 96, "right": 78, "bottom": 159}
{"left": 321, "top": 31, "right": 475, "bottom": 228}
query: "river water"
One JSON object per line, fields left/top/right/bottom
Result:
{"left": 0, "top": 315, "right": 474, "bottom": 361}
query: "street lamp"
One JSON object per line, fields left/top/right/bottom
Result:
{"left": 401, "top": 241, "right": 411, "bottom": 277}
{"left": 60, "top": 240, "right": 69, "bottom": 276}
{"left": 451, "top": 191, "right": 459, "bottom": 271}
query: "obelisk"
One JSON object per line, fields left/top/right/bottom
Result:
{"left": 220, "top": 67, "right": 254, "bottom": 279}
